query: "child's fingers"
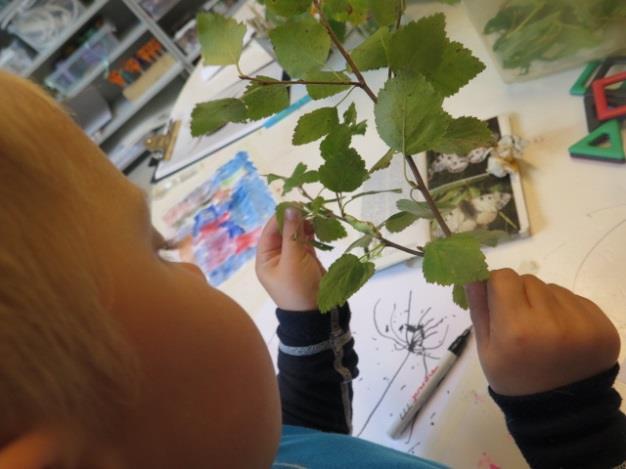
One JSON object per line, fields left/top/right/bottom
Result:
{"left": 487, "top": 269, "right": 527, "bottom": 324}
{"left": 466, "top": 281, "right": 490, "bottom": 347}
{"left": 280, "top": 208, "right": 308, "bottom": 266}
{"left": 256, "top": 216, "right": 282, "bottom": 265}
{"left": 521, "top": 274, "right": 554, "bottom": 310}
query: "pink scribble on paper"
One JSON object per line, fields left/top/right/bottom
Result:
{"left": 469, "top": 389, "right": 487, "bottom": 405}
{"left": 477, "top": 452, "right": 501, "bottom": 469}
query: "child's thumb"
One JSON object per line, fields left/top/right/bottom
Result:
{"left": 465, "top": 281, "right": 490, "bottom": 347}
{"left": 280, "top": 207, "right": 307, "bottom": 265}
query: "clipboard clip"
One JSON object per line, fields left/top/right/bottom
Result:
{"left": 145, "top": 120, "right": 181, "bottom": 162}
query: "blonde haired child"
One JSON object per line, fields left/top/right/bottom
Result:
{"left": 1, "top": 71, "right": 625, "bottom": 468}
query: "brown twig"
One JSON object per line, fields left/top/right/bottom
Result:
{"left": 380, "top": 238, "right": 424, "bottom": 257}
{"left": 404, "top": 154, "right": 452, "bottom": 237}
{"left": 313, "top": 0, "right": 379, "bottom": 103}
{"left": 240, "top": 74, "right": 360, "bottom": 87}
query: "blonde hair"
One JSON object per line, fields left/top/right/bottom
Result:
{"left": 0, "top": 72, "right": 136, "bottom": 442}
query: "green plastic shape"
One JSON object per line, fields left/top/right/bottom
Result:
{"left": 570, "top": 60, "right": 601, "bottom": 96}
{"left": 569, "top": 120, "right": 626, "bottom": 163}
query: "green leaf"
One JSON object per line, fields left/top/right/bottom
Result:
{"left": 313, "top": 217, "right": 348, "bottom": 242}
{"left": 293, "top": 107, "right": 339, "bottom": 145}
{"left": 311, "top": 239, "right": 334, "bottom": 251}
{"left": 385, "top": 211, "right": 419, "bottom": 233}
{"left": 422, "top": 233, "right": 489, "bottom": 286}
{"left": 351, "top": 120, "right": 368, "bottom": 135}
{"left": 190, "top": 99, "right": 247, "bottom": 137}
{"left": 343, "top": 103, "right": 357, "bottom": 125}
{"left": 369, "top": 148, "right": 396, "bottom": 173}
{"left": 344, "top": 214, "right": 379, "bottom": 236}
{"left": 352, "top": 27, "right": 391, "bottom": 71}
{"left": 375, "top": 73, "right": 449, "bottom": 155}
{"left": 320, "top": 125, "right": 353, "bottom": 160}
{"left": 307, "top": 196, "right": 326, "bottom": 215}
{"left": 197, "top": 13, "right": 246, "bottom": 66}
{"left": 269, "top": 14, "right": 331, "bottom": 77}
{"left": 323, "top": 0, "right": 351, "bottom": 21}
{"left": 464, "top": 229, "right": 510, "bottom": 247}
{"left": 283, "top": 163, "right": 319, "bottom": 195}
{"left": 426, "top": 40, "right": 485, "bottom": 97}
{"left": 318, "top": 254, "right": 375, "bottom": 313}
{"left": 431, "top": 116, "right": 494, "bottom": 155}
{"left": 388, "top": 14, "right": 447, "bottom": 76}
{"left": 452, "top": 284, "right": 469, "bottom": 309}
{"left": 242, "top": 77, "right": 290, "bottom": 120}
{"left": 266, "top": 173, "right": 284, "bottom": 185}
{"left": 319, "top": 147, "right": 368, "bottom": 192}
{"left": 369, "top": 0, "right": 404, "bottom": 26}
{"left": 304, "top": 70, "right": 352, "bottom": 100}
{"left": 265, "top": 0, "right": 310, "bottom": 17}
{"left": 346, "top": 234, "right": 374, "bottom": 253}
{"left": 396, "top": 199, "right": 435, "bottom": 219}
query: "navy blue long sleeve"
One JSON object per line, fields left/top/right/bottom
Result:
{"left": 490, "top": 365, "right": 626, "bottom": 468}
{"left": 275, "top": 303, "right": 357, "bottom": 435}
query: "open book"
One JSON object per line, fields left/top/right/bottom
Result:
{"left": 355, "top": 115, "right": 530, "bottom": 270}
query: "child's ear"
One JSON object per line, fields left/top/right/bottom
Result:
{"left": 0, "top": 426, "right": 72, "bottom": 469}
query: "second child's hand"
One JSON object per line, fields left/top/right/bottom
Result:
{"left": 256, "top": 209, "right": 325, "bottom": 312}
{"left": 466, "top": 269, "right": 620, "bottom": 396}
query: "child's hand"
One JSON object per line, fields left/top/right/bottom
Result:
{"left": 256, "top": 208, "right": 325, "bottom": 311}
{"left": 466, "top": 269, "right": 620, "bottom": 396}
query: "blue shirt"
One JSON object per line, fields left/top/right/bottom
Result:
{"left": 273, "top": 425, "right": 448, "bottom": 469}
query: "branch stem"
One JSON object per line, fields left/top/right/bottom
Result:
{"left": 313, "top": 0, "right": 378, "bottom": 104}
{"left": 404, "top": 154, "right": 452, "bottom": 237}
{"left": 239, "top": 74, "right": 359, "bottom": 87}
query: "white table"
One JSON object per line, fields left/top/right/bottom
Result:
{"left": 151, "top": 2, "right": 626, "bottom": 467}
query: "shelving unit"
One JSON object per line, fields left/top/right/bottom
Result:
{"left": 21, "top": 0, "right": 109, "bottom": 77}
{"left": 0, "top": 0, "right": 248, "bottom": 169}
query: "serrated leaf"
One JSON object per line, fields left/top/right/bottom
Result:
{"left": 283, "top": 163, "right": 319, "bottom": 195}
{"left": 307, "top": 196, "right": 326, "bottom": 215}
{"left": 190, "top": 99, "right": 247, "bottom": 137}
{"left": 385, "top": 211, "right": 419, "bottom": 233}
{"left": 369, "top": 148, "right": 396, "bottom": 173}
{"left": 422, "top": 233, "right": 489, "bottom": 286}
{"left": 426, "top": 40, "right": 485, "bottom": 97}
{"left": 311, "top": 239, "right": 334, "bottom": 251}
{"left": 242, "top": 77, "right": 290, "bottom": 120}
{"left": 269, "top": 14, "right": 331, "bottom": 77}
{"left": 319, "top": 147, "right": 368, "bottom": 192}
{"left": 346, "top": 234, "right": 374, "bottom": 252}
{"left": 293, "top": 107, "right": 339, "bottom": 145}
{"left": 351, "top": 120, "right": 367, "bottom": 135}
{"left": 265, "top": 0, "right": 310, "bottom": 17}
{"left": 343, "top": 102, "right": 357, "bottom": 125}
{"left": 266, "top": 173, "right": 284, "bottom": 185}
{"left": 453, "top": 284, "right": 469, "bottom": 309}
{"left": 396, "top": 199, "right": 435, "bottom": 219}
{"left": 431, "top": 116, "right": 494, "bottom": 155}
{"left": 375, "top": 73, "right": 449, "bottom": 155}
{"left": 369, "top": 0, "right": 404, "bottom": 26}
{"left": 352, "top": 26, "right": 391, "bottom": 71}
{"left": 318, "top": 254, "right": 375, "bottom": 312}
{"left": 465, "top": 229, "right": 510, "bottom": 247}
{"left": 320, "top": 125, "right": 352, "bottom": 160}
{"left": 344, "top": 214, "right": 379, "bottom": 236}
{"left": 197, "top": 13, "right": 246, "bottom": 66}
{"left": 313, "top": 217, "right": 348, "bottom": 242}
{"left": 304, "top": 70, "right": 352, "bottom": 99}
{"left": 388, "top": 14, "right": 447, "bottom": 76}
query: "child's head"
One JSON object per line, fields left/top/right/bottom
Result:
{"left": 0, "top": 72, "right": 280, "bottom": 468}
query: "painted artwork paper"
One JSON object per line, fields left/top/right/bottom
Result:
{"left": 162, "top": 151, "right": 275, "bottom": 286}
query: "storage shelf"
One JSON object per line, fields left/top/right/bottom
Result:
{"left": 66, "top": 21, "right": 148, "bottom": 99}
{"left": 93, "top": 60, "right": 183, "bottom": 144}
{"left": 22, "top": 0, "right": 109, "bottom": 77}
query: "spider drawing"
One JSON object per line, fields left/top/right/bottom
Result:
{"left": 356, "top": 291, "right": 449, "bottom": 438}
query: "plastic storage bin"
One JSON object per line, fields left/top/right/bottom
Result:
{"left": 45, "top": 23, "right": 119, "bottom": 96}
{"left": 463, "top": 0, "right": 626, "bottom": 83}
{"left": 8, "top": 0, "right": 85, "bottom": 52}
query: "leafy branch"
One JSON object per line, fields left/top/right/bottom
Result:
{"left": 193, "top": 1, "right": 495, "bottom": 312}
